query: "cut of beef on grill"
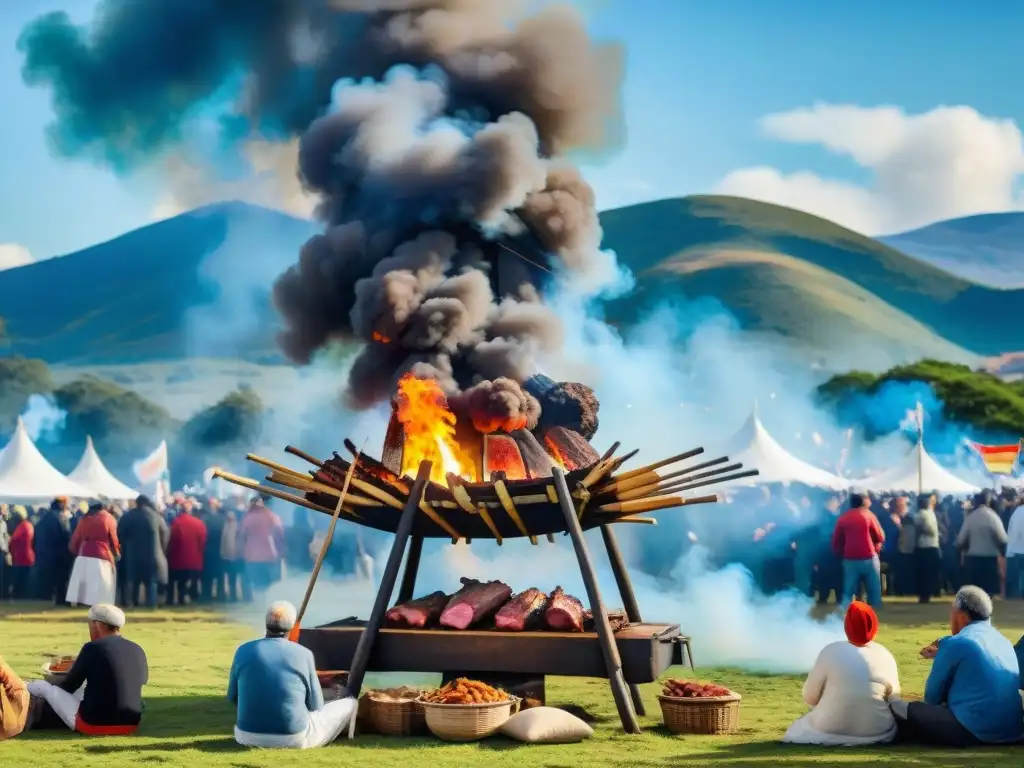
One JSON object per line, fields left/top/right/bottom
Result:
{"left": 495, "top": 588, "right": 549, "bottom": 631}
{"left": 439, "top": 577, "right": 513, "bottom": 630}
{"left": 545, "top": 586, "right": 586, "bottom": 632}
{"left": 385, "top": 591, "right": 449, "bottom": 628}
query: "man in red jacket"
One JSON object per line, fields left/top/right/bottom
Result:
{"left": 8, "top": 508, "right": 34, "bottom": 599}
{"left": 167, "top": 502, "right": 207, "bottom": 606}
{"left": 832, "top": 493, "right": 885, "bottom": 609}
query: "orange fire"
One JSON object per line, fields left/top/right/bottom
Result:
{"left": 372, "top": 331, "right": 392, "bottom": 344}
{"left": 396, "top": 374, "right": 475, "bottom": 483}
{"left": 473, "top": 413, "right": 529, "bottom": 434}
{"left": 545, "top": 435, "right": 577, "bottom": 470}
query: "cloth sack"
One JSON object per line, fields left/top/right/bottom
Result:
{"left": 499, "top": 706, "right": 594, "bottom": 743}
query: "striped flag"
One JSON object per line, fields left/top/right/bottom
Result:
{"left": 970, "top": 441, "right": 1023, "bottom": 475}
{"left": 133, "top": 440, "right": 170, "bottom": 485}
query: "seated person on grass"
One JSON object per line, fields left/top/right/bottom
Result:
{"left": 27, "top": 604, "right": 149, "bottom": 735}
{"left": 783, "top": 600, "right": 901, "bottom": 746}
{"left": 891, "top": 585, "right": 1022, "bottom": 747}
{"left": 1, "top": 655, "right": 29, "bottom": 740}
{"left": 228, "top": 601, "right": 356, "bottom": 749}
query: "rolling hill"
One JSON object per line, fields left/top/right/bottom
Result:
{"left": 0, "top": 196, "right": 1020, "bottom": 371}
{"left": 881, "top": 211, "right": 1024, "bottom": 287}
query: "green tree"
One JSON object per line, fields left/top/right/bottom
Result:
{"left": 175, "top": 386, "right": 265, "bottom": 483}
{"left": 54, "top": 375, "right": 178, "bottom": 474}
{"left": 0, "top": 356, "right": 54, "bottom": 433}
{"left": 818, "top": 358, "right": 1024, "bottom": 437}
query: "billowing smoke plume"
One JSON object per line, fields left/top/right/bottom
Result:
{"left": 20, "top": 0, "right": 624, "bottom": 411}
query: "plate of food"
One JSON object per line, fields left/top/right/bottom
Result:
{"left": 42, "top": 655, "right": 76, "bottom": 684}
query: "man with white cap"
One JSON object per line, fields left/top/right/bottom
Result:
{"left": 892, "top": 585, "right": 1022, "bottom": 746}
{"left": 228, "top": 601, "right": 357, "bottom": 748}
{"left": 27, "top": 604, "right": 149, "bottom": 735}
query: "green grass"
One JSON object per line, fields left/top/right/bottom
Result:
{"left": 2, "top": 600, "right": 1024, "bottom": 767}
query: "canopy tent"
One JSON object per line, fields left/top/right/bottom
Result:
{"left": 68, "top": 436, "right": 138, "bottom": 501}
{"left": 855, "top": 440, "right": 980, "bottom": 495}
{"left": 0, "top": 418, "right": 96, "bottom": 502}
{"left": 721, "top": 410, "right": 849, "bottom": 490}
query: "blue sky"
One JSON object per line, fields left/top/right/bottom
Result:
{"left": 3, "top": 0, "right": 1024, "bottom": 262}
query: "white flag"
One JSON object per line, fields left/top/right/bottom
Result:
{"left": 133, "top": 440, "right": 169, "bottom": 485}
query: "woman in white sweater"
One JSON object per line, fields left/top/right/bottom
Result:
{"left": 783, "top": 600, "right": 901, "bottom": 746}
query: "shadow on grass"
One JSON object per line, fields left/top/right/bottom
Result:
{"left": 82, "top": 737, "right": 242, "bottom": 755}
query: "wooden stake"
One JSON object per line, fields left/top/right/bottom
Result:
{"left": 476, "top": 504, "right": 504, "bottom": 544}
{"left": 417, "top": 499, "right": 462, "bottom": 541}
{"left": 552, "top": 467, "right": 640, "bottom": 734}
{"left": 266, "top": 471, "right": 379, "bottom": 507}
{"left": 609, "top": 448, "right": 704, "bottom": 483}
{"left": 600, "top": 525, "right": 647, "bottom": 716}
{"left": 613, "top": 463, "right": 742, "bottom": 502}
{"left": 494, "top": 480, "right": 537, "bottom": 544}
{"left": 211, "top": 470, "right": 340, "bottom": 515}
{"left": 285, "top": 445, "right": 323, "bottom": 466}
{"left": 288, "top": 447, "right": 363, "bottom": 642}
{"left": 598, "top": 493, "right": 718, "bottom": 515}
{"left": 659, "top": 468, "right": 760, "bottom": 494}
{"left": 600, "top": 470, "right": 661, "bottom": 495}
{"left": 605, "top": 516, "right": 657, "bottom": 525}
{"left": 580, "top": 457, "right": 617, "bottom": 489}
{"left": 600, "top": 441, "right": 622, "bottom": 461}
{"left": 397, "top": 535, "right": 424, "bottom": 604}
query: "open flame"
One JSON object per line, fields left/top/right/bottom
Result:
{"left": 545, "top": 435, "right": 575, "bottom": 470}
{"left": 396, "top": 373, "right": 475, "bottom": 483}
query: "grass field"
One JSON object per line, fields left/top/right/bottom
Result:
{"left": 3, "top": 600, "right": 1024, "bottom": 767}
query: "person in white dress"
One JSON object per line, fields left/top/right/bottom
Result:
{"left": 782, "top": 600, "right": 901, "bottom": 746}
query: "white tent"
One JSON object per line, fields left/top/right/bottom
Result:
{"left": 721, "top": 410, "right": 849, "bottom": 490}
{"left": 0, "top": 418, "right": 96, "bottom": 501}
{"left": 68, "top": 436, "right": 138, "bottom": 501}
{"left": 856, "top": 440, "right": 980, "bottom": 495}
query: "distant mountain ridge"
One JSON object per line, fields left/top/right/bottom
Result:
{"left": 882, "top": 211, "right": 1024, "bottom": 287}
{"left": 0, "top": 196, "right": 1021, "bottom": 369}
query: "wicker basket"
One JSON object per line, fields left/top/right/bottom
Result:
{"left": 364, "top": 694, "right": 427, "bottom": 736}
{"left": 658, "top": 693, "right": 741, "bottom": 735}
{"left": 419, "top": 697, "right": 518, "bottom": 741}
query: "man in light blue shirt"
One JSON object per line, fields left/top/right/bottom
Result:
{"left": 891, "top": 585, "right": 1022, "bottom": 746}
{"left": 228, "top": 601, "right": 356, "bottom": 748}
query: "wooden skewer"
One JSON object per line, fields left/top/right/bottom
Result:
{"left": 449, "top": 484, "right": 476, "bottom": 514}
{"left": 285, "top": 445, "right": 323, "bottom": 466}
{"left": 246, "top": 454, "right": 308, "bottom": 479}
{"left": 266, "top": 472, "right": 380, "bottom": 507}
{"left": 600, "top": 441, "right": 622, "bottom": 462}
{"left": 605, "top": 515, "right": 657, "bottom": 525}
{"left": 659, "top": 469, "right": 760, "bottom": 495}
{"left": 494, "top": 480, "right": 537, "bottom": 544}
{"left": 212, "top": 470, "right": 339, "bottom": 515}
{"left": 599, "top": 470, "right": 660, "bottom": 495}
{"left": 288, "top": 445, "right": 363, "bottom": 642}
{"left": 580, "top": 457, "right": 617, "bottom": 489}
{"left": 608, "top": 447, "right": 704, "bottom": 484}
{"left": 348, "top": 477, "right": 405, "bottom": 509}
{"left": 614, "top": 463, "right": 742, "bottom": 502}
{"left": 417, "top": 500, "right": 461, "bottom": 541}
{"left": 597, "top": 493, "right": 718, "bottom": 515}
{"left": 476, "top": 504, "right": 503, "bottom": 544}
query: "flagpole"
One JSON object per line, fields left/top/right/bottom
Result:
{"left": 916, "top": 401, "right": 924, "bottom": 496}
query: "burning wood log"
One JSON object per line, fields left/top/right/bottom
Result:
{"left": 484, "top": 434, "right": 529, "bottom": 481}
{"left": 510, "top": 429, "right": 555, "bottom": 478}
{"left": 544, "top": 426, "right": 600, "bottom": 470}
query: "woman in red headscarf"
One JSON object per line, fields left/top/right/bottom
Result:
{"left": 782, "top": 600, "right": 902, "bottom": 746}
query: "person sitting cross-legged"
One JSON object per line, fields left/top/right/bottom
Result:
{"left": 228, "top": 601, "right": 357, "bottom": 748}
{"left": 891, "top": 585, "right": 1023, "bottom": 747}
{"left": 782, "top": 600, "right": 901, "bottom": 746}
{"left": 27, "top": 604, "right": 149, "bottom": 735}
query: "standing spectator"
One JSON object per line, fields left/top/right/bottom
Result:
{"left": 957, "top": 491, "right": 1008, "bottom": 597}
{"left": 832, "top": 493, "right": 885, "bottom": 609}
{"left": 878, "top": 499, "right": 901, "bottom": 596}
{"left": 815, "top": 496, "right": 844, "bottom": 604}
{"left": 167, "top": 502, "right": 207, "bottom": 606}
{"left": 8, "top": 507, "right": 35, "bottom": 599}
{"left": 66, "top": 502, "right": 121, "bottom": 608}
{"left": 286, "top": 509, "right": 314, "bottom": 576}
{"left": 118, "top": 495, "right": 170, "bottom": 608}
{"left": 200, "top": 501, "right": 226, "bottom": 602}
{"left": 895, "top": 497, "right": 917, "bottom": 596}
{"left": 240, "top": 496, "right": 285, "bottom": 598}
{"left": 0, "top": 507, "right": 10, "bottom": 600}
{"left": 33, "top": 499, "right": 73, "bottom": 604}
{"left": 913, "top": 496, "right": 942, "bottom": 603}
{"left": 221, "top": 510, "right": 244, "bottom": 602}
{"left": 1004, "top": 496, "right": 1024, "bottom": 598}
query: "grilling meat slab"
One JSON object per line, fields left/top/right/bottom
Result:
{"left": 385, "top": 590, "right": 449, "bottom": 628}
{"left": 439, "top": 577, "right": 514, "bottom": 629}
{"left": 494, "top": 588, "right": 549, "bottom": 631}
{"left": 545, "top": 586, "right": 586, "bottom": 632}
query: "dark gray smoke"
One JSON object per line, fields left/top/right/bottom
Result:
{"left": 20, "top": 0, "right": 624, "bottom": 411}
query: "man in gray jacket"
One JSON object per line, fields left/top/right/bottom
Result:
{"left": 913, "top": 496, "right": 942, "bottom": 603}
{"left": 956, "top": 491, "right": 1008, "bottom": 597}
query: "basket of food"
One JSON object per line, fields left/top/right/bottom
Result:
{"left": 42, "top": 656, "right": 76, "bottom": 685}
{"left": 658, "top": 678, "right": 741, "bottom": 735}
{"left": 362, "top": 686, "right": 427, "bottom": 736}
{"left": 419, "top": 679, "right": 518, "bottom": 741}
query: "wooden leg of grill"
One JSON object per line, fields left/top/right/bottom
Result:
{"left": 600, "top": 524, "right": 647, "bottom": 717}
{"left": 553, "top": 467, "right": 640, "bottom": 734}
{"left": 345, "top": 460, "right": 432, "bottom": 700}
{"left": 397, "top": 534, "right": 424, "bottom": 603}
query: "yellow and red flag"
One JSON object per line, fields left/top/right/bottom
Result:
{"left": 970, "top": 441, "right": 1023, "bottom": 475}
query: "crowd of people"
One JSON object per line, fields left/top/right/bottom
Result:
{"left": 675, "top": 485, "right": 1024, "bottom": 609}
{"left": 0, "top": 493, "right": 374, "bottom": 609}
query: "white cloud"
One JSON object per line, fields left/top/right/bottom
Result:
{"left": 0, "top": 244, "right": 34, "bottom": 271}
{"left": 715, "top": 104, "right": 1024, "bottom": 235}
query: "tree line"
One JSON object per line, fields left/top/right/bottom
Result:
{"left": 0, "top": 356, "right": 264, "bottom": 485}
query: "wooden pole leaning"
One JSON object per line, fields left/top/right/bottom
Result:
{"left": 552, "top": 466, "right": 641, "bottom": 734}
{"left": 599, "top": 524, "right": 646, "bottom": 717}
{"left": 397, "top": 535, "right": 424, "bottom": 604}
{"left": 346, "top": 460, "right": 432, "bottom": 701}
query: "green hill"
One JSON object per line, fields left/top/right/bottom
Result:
{"left": 1, "top": 196, "right": 1019, "bottom": 370}
{"left": 599, "top": 196, "right": 1022, "bottom": 361}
